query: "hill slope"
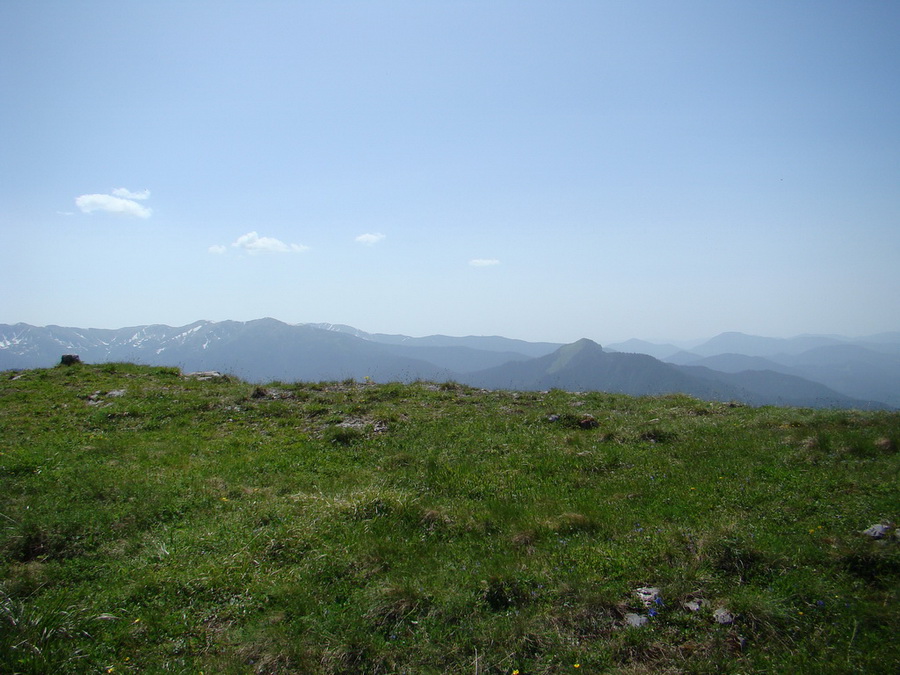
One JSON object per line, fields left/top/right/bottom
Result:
{"left": 1, "top": 363, "right": 898, "bottom": 673}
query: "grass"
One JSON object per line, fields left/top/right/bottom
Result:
{"left": 0, "top": 362, "right": 898, "bottom": 673}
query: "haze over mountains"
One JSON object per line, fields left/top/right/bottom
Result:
{"left": 1, "top": 319, "right": 898, "bottom": 409}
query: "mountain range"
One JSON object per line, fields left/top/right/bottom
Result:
{"left": 2, "top": 319, "right": 898, "bottom": 409}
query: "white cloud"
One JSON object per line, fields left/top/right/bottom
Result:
{"left": 469, "top": 258, "right": 500, "bottom": 267}
{"left": 208, "top": 244, "right": 227, "bottom": 255}
{"left": 111, "top": 187, "right": 150, "bottom": 200}
{"left": 231, "top": 231, "right": 309, "bottom": 254}
{"left": 355, "top": 232, "right": 386, "bottom": 246}
{"left": 75, "top": 192, "right": 152, "bottom": 218}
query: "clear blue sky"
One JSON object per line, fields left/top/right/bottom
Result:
{"left": 2, "top": 1, "right": 898, "bottom": 343}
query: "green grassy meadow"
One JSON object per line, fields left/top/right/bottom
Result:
{"left": 1, "top": 363, "right": 898, "bottom": 674}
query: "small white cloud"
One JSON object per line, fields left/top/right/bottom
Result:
{"left": 56, "top": 211, "right": 75, "bottom": 216}
{"left": 75, "top": 192, "right": 152, "bottom": 218}
{"left": 111, "top": 187, "right": 150, "bottom": 200}
{"left": 469, "top": 258, "right": 500, "bottom": 267}
{"left": 208, "top": 244, "right": 227, "bottom": 255}
{"left": 355, "top": 232, "right": 386, "bottom": 246}
{"left": 231, "top": 231, "right": 308, "bottom": 254}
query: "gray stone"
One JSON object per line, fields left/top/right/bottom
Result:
{"left": 713, "top": 608, "right": 734, "bottom": 625}
{"left": 861, "top": 522, "right": 894, "bottom": 539}
{"left": 624, "top": 613, "right": 648, "bottom": 627}
{"left": 635, "top": 586, "right": 662, "bottom": 607}
{"left": 185, "top": 371, "right": 224, "bottom": 381}
{"left": 579, "top": 415, "right": 599, "bottom": 429}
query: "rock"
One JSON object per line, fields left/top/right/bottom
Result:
{"left": 624, "top": 613, "right": 648, "bottom": 627}
{"left": 874, "top": 437, "right": 895, "bottom": 452}
{"left": 547, "top": 414, "right": 560, "bottom": 423}
{"left": 185, "top": 371, "right": 224, "bottom": 381}
{"left": 713, "top": 608, "right": 734, "bottom": 625}
{"left": 107, "top": 389, "right": 126, "bottom": 397}
{"left": 861, "top": 522, "right": 895, "bottom": 539}
{"left": 635, "top": 586, "right": 662, "bottom": 607}
{"left": 60, "top": 354, "right": 81, "bottom": 366}
{"left": 579, "top": 415, "right": 599, "bottom": 429}
{"left": 683, "top": 598, "right": 704, "bottom": 612}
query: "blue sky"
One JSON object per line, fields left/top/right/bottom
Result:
{"left": 2, "top": 1, "right": 898, "bottom": 343}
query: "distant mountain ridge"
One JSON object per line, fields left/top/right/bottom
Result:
{"left": 465, "top": 338, "right": 879, "bottom": 409}
{"left": 308, "top": 323, "right": 563, "bottom": 357}
{"left": 1, "top": 320, "right": 896, "bottom": 409}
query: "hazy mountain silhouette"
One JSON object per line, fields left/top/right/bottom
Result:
{"left": 676, "top": 365, "right": 877, "bottom": 408}
{"left": 464, "top": 338, "right": 738, "bottom": 398}
{"left": 605, "top": 338, "right": 685, "bottom": 360}
{"left": 673, "top": 353, "right": 789, "bottom": 374}
{"left": 309, "top": 323, "right": 562, "bottom": 357}
{"left": 767, "top": 344, "right": 900, "bottom": 408}
{"left": 690, "top": 332, "right": 846, "bottom": 357}
{"left": 0, "top": 319, "right": 449, "bottom": 383}
{"left": 462, "top": 338, "right": 880, "bottom": 408}
{"left": 0, "top": 320, "right": 895, "bottom": 408}
{"left": 663, "top": 342, "right": 900, "bottom": 408}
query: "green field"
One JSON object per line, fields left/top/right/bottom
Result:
{"left": 1, "top": 363, "right": 898, "bottom": 674}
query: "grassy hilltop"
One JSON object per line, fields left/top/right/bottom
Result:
{"left": 1, "top": 363, "right": 898, "bottom": 674}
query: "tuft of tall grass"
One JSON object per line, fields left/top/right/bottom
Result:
{"left": 0, "top": 587, "right": 101, "bottom": 674}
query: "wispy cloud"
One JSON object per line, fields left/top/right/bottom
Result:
{"left": 469, "top": 258, "right": 500, "bottom": 267}
{"left": 355, "top": 232, "right": 386, "bottom": 246}
{"left": 111, "top": 187, "right": 150, "bottom": 200}
{"left": 75, "top": 189, "right": 152, "bottom": 218}
{"left": 208, "top": 244, "right": 227, "bottom": 255}
{"left": 229, "top": 231, "right": 309, "bottom": 254}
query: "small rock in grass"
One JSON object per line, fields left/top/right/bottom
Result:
{"left": 624, "top": 613, "right": 648, "bottom": 627}
{"left": 713, "top": 608, "right": 734, "bottom": 625}
{"left": 683, "top": 598, "right": 704, "bottom": 612}
{"left": 185, "top": 371, "right": 224, "bottom": 381}
{"left": 579, "top": 415, "right": 599, "bottom": 429}
{"left": 635, "top": 586, "right": 662, "bottom": 607}
{"left": 107, "top": 389, "right": 126, "bottom": 397}
{"left": 861, "top": 522, "right": 895, "bottom": 539}
{"left": 874, "top": 437, "right": 895, "bottom": 452}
